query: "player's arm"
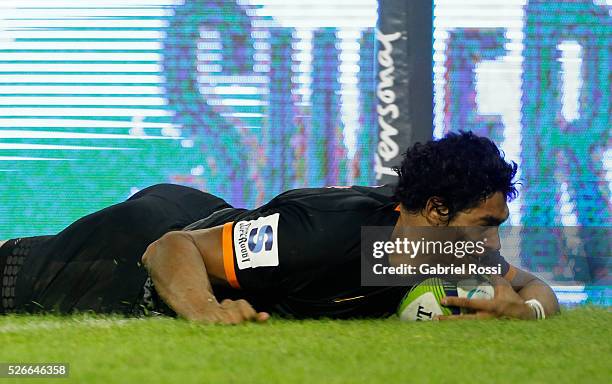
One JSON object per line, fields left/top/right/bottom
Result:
{"left": 141, "top": 227, "right": 269, "bottom": 324}
{"left": 505, "top": 264, "right": 560, "bottom": 317}
{"left": 440, "top": 265, "right": 560, "bottom": 320}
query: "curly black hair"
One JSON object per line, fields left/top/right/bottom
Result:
{"left": 393, "top": 131, "right": 518, "bottom": 222}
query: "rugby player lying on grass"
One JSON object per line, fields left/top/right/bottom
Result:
{"left": 0, "top": 131, "right": 559, "bottom": 323}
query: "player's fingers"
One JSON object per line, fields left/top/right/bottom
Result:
{"left": 213, "top": 301, "right": 240, "bottom": 324}
{"left": 221, "top": 299, "right": 248, "bottom": 317}
{"left": 216, "top": 299, "right": 268, "bottom": 324}
{"left": 221, "top": 309, "right": 242, "bottom": 325}
{"left": 220, "top": 299, "right": 233, "bottom": 307}
{"left": 200, "top": 310, "right": 230, "bottom": 324}
{"left": 213, "top": 310, "right": 268, "bottom": 324}
{"left": 235, "top": 299, "right": 257, "bottom": 320}
{"left": 256, "top": 312, "right": 270, "bottom": 322}
{"left": 441, "top": 296, "right": 495, "bottom": 312}
{"left": 241, "top": 305, "right": 270, "bottom": 323}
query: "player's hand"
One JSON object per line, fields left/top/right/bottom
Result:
{"left": 436, "top": 276, "right": 535, "bottom": 320}
{"left": 199, "top": 299, "right": 270, "bottom": 325}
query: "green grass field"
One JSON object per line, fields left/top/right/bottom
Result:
{"left": 1, "top": 306, "right": 610, "bottom": 384}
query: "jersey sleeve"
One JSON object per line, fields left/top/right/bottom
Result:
{"left": 219, "top": 203, "right": 364, "bottom": 291}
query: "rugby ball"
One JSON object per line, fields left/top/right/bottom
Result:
{"left": 397, "top": 276, "right": 494, "bottom": 321}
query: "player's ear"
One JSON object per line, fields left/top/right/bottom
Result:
{"left": 423, "top": 196, "right": 450, "bottom": 226}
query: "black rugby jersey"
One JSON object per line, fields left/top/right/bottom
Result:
{"left": 185, "top": 185, "right": 511, "bottom": 318}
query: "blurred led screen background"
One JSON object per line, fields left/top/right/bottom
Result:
{"left": 0, "top": 1, "right": 610, "bottom": 302}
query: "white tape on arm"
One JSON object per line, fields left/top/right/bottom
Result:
{"left": 525, "top": 299, "right": 546, "bottom": 320}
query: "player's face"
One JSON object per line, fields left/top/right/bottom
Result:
{"left": 448, "top": 192, "right": 510, "bottom": 251}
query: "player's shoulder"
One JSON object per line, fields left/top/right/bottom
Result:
{"left": 273, "top": 184, "right": 395, "bottom": 200}
{"left": 269, "top": 184, "right": 397, "bottom": 211}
